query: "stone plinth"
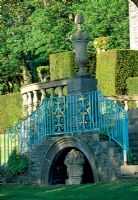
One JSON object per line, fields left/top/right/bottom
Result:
{"left": 67, "top": 74, "right": 97, "bottom": 95}
{"left": 121, "top": 165, "right": 138, "bottom": 175}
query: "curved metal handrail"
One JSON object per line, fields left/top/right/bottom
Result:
{"left": 1, "top": 90, "right": 129, "bottom": 165}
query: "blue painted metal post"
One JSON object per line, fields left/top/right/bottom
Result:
{"left": 122, "top": 111, "right": 129, "bottom": 164}
{"left": 4, "top": 130, "right": 6, "bottom": 164}
{"left": 0, "top": 136, "right": 1, "bottom": 166}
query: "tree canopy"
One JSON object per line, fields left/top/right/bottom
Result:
{"left": 0, "top": 0, "right": 129, "bottom": 94}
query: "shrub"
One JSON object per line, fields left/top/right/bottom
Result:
{"left": 7, "top": 148, "right": 28, "bottom": 176}
{"left": 0, "top": 92, "right": 22, "bottom": 132}
{"left": 0, "top": 165, "right": 7, "bottom": 183}
{"left": 96, "top": 50, "right": 138, "bottom": 95}
{"left": 50, "top": 51, "right": 96, "bottom": 80}
{"left": 126, "top": 77, "right": 138, "bottom": 95}
{"left": 94, "top": 36, "right": 109, "bottom": 51}
{"left": 36, "top": 66, "right": 50, "bottom": 82}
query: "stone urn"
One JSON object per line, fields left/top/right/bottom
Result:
{"left": 64, "top": 149, "right": 85, "bottom": 185}
{"left": 70, "top": 14, "right": 90, "bottom": 76}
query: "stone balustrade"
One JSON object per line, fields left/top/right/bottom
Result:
{"left": 107, "top": 95, "right": 138, "bottom": 111}
{"left": 21, "top": 77, "right": 138, "bottom": 116}
{"left": 20, "top": 78, "right": 69, "bottom": 116}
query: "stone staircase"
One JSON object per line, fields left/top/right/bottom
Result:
{"left": 121, "top": 109, "right": 138, "bottom": 178}
{"left": 128, "top": 109, "right": 138, "bottom": 164}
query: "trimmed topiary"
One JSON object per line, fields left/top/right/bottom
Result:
{"left": 50, "top": 51, "right": 96, "bottom": 80}
{"left": 0, "top": 92, "right": 22, "bottom": 132}
{"left": 96, "top": 50, "right": 138, "bottom": 95}
{"left": 126, "top": 77, "right": 138, "bottom": 95}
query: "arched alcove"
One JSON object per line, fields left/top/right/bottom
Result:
{"left": 48, "top": 147, "right": 94, "bottom": 185}
{"left": 41, "top": 136, "right": 99, "bottom": 185}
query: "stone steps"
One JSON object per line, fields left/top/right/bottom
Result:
{"left": 121, "top": 165, "right": 138, "bottom": 176}
{"left": 128, "top": 109, "right": 138, "bottom": 122}
{"left": 128, "top": 109, "right": 138, "bottom": 164}
{"left": 120, "top": 174, "right": 138, "bottom": 180}
{"left": 129, "top": 125, "right": 138, "bottom": 135}
{"left": 128, "top": 147, "right": 138, "bottom": 164}
{"left": 129, "top": 140, "right": 138, "bottom": 147}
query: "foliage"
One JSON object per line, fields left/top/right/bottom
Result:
{"left": 126, "top": 77, "right": 138, "bottom": 95}
{"left": 36, "top": 66, "right": 50, "bottom": 81}
{"left": 96, "top": 50, "right": 138, "bottom": 95}
{"left": 0, "top": 165, "right": 7, "bottom": 183}
{"left": 7, "top": 148, "right": 28, "bottom": 176}
{"left": 0, "top": 0, "right": 35, "bottom": 92}
{"left": 77, "top": 0, "right": 129, "bottom": 51}
{"left": 94, "top": 36, "right": 109, "bottom": 51}
{"left": 50, "top": 52, "right": 75, "bottom": 80}
{"left": 0, "top": 92, "right": 22, "bottom": 132}
{"left": 0, "top": 180, "right": 138, "bottom": 200}
{"left": 116, "top": 50, "right": 138, "bottom": 94}
{"left": 50, "top": 51, "right": 96, "bottom": 80}
{"left": 0, "top": 0, "right": 129, "bottom": 94}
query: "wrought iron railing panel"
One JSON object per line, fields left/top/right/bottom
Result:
{"left": 0, "top": 91, "right": 129, "bottom": 165}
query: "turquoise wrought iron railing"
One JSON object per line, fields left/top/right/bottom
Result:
{"left": 0, "top": 91, "right": 129, "bottom": 165}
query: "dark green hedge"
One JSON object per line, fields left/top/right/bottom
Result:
{"left": 96, "top": 50, "right": 138, "bottom": 95}
{"left": 50, "top": 51, "right": 96, "bottom": 80}
{"left": 0, "top": 93, "right": 22, "bottom": 132}
{"left": 126, "top": 77, "right": 138, "bottom": 95}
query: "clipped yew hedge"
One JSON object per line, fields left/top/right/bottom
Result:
{"left": 0, "top": 93, "right": 23, "bottom": 132}
{"left": 126, "top": 77, "right": 138, "bottom": 95}
{"left": 96, "top": 50, "right": 138, "bottom": 95}
{"left": 50, "top": 51, "right": 96, "bottom": 80}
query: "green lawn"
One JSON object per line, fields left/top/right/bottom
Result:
{"left": 0, "top": 180, "right": 138, "bottom": 200}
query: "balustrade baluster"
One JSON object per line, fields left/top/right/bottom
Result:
{"left": 124, "top": 100, "right": 128, "bottom": 111}
{"left": 50, "top": 88, "right": 55, "bottom": 98}
{"left": 136, "top": 100, "right": 138, "bottom": 108}
{"left": 41, "top": 89, "right": 46, "bottom": 102}
{"left": 27, "top": 92, "right": 33, "bottom": 115}
{"left": 33, "top": 90, "right": 38, "bottom": 111}
{"left": 22, "top": 93, "right": 28, "bottom": 117}
{"left": 58, "top": 86, "right": 64, "bottom": 97}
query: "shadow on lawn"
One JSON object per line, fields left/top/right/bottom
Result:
{"left": 0, "top": 180, "right": 138, "bottom": 200}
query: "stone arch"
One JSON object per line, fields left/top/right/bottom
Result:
{"left": 41, "top": 135, "right": 99, "bottom": 185}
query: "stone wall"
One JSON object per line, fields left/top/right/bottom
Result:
{"left": 12, "top": 133, "right": 124, "bottom": 185}
{"left": 129, "top": 0, "right": 138, "bottom": 50}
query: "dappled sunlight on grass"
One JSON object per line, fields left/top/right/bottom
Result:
{"left": 131, "top": 185, "right": 138, "bottom": 192}
{"left": 40, "top": 187, "right": 67, "bottom": 194}
{"left": 0, "top": 180, "right": 138, "bottom": 200}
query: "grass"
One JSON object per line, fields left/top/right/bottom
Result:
{"left": 0, "top": 180, "right": 138, "bottom": 200}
